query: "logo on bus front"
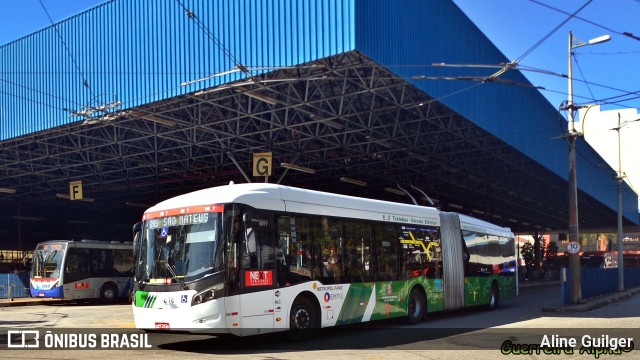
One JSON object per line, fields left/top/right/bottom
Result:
{"left": 244, "top": 270, "right": 273, "bottom": 287}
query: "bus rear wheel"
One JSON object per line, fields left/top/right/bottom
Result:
{"left": 100, "top": 283, "right": 119, "bottom": 303}
{"left": 405, "top": 287, "right": 425, "bottom": 325}
{"left": 288, "top": 296, "right": 316, "bottom": 341}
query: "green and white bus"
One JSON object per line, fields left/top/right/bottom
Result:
{"left": 132, "top": 183, "right": 516, "bottom": 337}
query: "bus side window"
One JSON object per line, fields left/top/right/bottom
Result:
{"left": 343, "top": 221, "right": 371, "bottom": 283}
{"left": 240, "top": 210, "right": 276, "bottom": 274}
{"left": 276, "top": 216, "right": 313, "bottom": 286}
{"left": 311, "top": 217, "right": 343, "bottom": 284}
{"left": 65, "top": 254, "right": 77, "bottom": 274}
{"left": 373, "top": 224, "right": 398, "bottom": 281}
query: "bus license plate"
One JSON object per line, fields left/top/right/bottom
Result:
{"left": 155, "top": 322, "right": 170, "bottom": 330}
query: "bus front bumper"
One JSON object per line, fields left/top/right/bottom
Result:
{"left": 132, "top": 291, "right": 230, "bottom": 333}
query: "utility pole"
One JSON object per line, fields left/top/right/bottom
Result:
{"left": 616, "top": 112, "right": 624, "bottom": 292}
{"left": 567, "top": 31, "right": 582, "bottom": 304}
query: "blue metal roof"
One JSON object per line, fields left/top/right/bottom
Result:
{"left": 1, "top": 0, "right": 355, "bottom": 140}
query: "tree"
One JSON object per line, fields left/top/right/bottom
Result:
{"left": 521, "top": 242, "right": 535, "bottom": 268}
{"left": 544, "top": 241, "right": 559, "bottom": 270}
{"left": 520, "top": 242, "right": 535, "bottom": 280}
{"left": 532, "top": 231, "right": 545, "bottom": 270}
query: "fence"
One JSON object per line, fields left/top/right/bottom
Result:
{"left": 562, "top": 267, "right": 640, "bottom": 304}
{"left": 0, "top": 273, "right": 30, "bottom": 299}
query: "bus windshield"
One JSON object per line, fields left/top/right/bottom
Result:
{"left": 137, "top": 211, "right": 224, "bottom": 284}
{"left": 31, "top": 242, "right": 67, "bottom": 279}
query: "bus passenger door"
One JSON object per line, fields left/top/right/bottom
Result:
{"left": 236, "top": 210, "right": 278, "bottom": 336}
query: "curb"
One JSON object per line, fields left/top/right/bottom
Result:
{"left": 541, "top": 287, "right": 640, "bottom": 313}
{"left": 0, "top": 298, "right": 73, "bottom": 307}
{"left": 519, "top": 280, "right": 560, "bottom": 289}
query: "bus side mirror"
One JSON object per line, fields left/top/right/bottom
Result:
{"left": 132, "top": 222, "right": 142, "bottom": 257}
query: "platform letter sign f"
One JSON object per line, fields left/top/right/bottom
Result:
{"left": 70, "top": 180, "right": 83, "bottom": 200}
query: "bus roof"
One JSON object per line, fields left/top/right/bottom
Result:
{"left": 145, "top": 183, "right": 512, "bottom": 237}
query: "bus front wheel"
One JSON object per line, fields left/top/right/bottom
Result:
{"left": 100, "top": 283, "right": 119, "bottom": 303}
{"left": 405, "top": 287, "right": 425, "bottom": 325}
{"left": 288, "top": 296, "right": 316, "bottom": 341}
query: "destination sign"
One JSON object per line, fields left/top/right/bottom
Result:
{"left": 146, "top": 213, "right": 210, "bottom": 229}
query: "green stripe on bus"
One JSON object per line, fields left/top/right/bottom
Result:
{"left": 336, "top": 283, "right": 374, "bottom": 325}
{"left": 149, "top": 294, "right": 157, "bottom": 308}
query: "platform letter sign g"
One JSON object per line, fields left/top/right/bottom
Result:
{"left": 253, "top": 152, "right": 272, "bottom": 177}
{"left": 7, "top": 330, "right": 40, "bottom": 348}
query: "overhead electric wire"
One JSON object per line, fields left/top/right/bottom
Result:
{"left": 572, "top": 54, "right": 596, "bottom": 102}
{"left": 529, "top": 0, "right": 640, "bottom": 42}
{"left": 0, "top": 90, "right": 68, "bottom": 111}
{"left": 0, "top": 78, "right": 81, "bottom": 106}
{"left": 37, "top": 0, "right": 95, "bottom": 99}
{"left": 583, "top": 50, "right": 640, "bottom": 55}
{"left": 513, "top": 0, "right": 593, "bottom": 64}
{"left": 173, "top": 0, "right": 246, "bottom": 74}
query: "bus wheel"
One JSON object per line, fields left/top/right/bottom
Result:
{"left": 487, "top": 283, "right": 500, "bottom": 311}
{"left": 405, "top": 287, "right": 425, "bottom": 325}
{"left": 288, "top": 296, "right": 316, "bottom": 341}
{"left": 100, "top": 283, "right": 118, "bottom": 303}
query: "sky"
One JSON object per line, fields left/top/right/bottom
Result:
{"left": 451, "top": 0, "right": 640, "bottom": 115}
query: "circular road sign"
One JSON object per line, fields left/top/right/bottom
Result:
{"left": 566, "top": 241, "right": 581, "bottom": 254}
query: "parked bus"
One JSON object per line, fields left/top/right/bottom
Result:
{"left": 30, "top": 240, "right": 134, "bottom": 301}
{"left": 131, "top": 183, "right": 516, "bottom": 337}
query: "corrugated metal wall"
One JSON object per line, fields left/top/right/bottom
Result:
{"left": 353, "top": 0, "right": 637, "bottom": 222}
{"left": 0, "top": 0, "right": 355, "bottom": 140}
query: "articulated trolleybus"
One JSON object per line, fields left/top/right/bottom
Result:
{"left": 30, "top": 240, "right": 134, "bottom": 301}
{"left": 132, "top": 183, "right": 516, "bottom": 337}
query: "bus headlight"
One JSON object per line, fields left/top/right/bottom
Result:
{"left": 51, "top": 280, "right": 59, "bottom": 288}
{"left": 191, "top": 283, "right": 224, "bottom": 306}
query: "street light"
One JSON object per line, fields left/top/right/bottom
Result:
{"left": 566, "top": 30, "right": 610, "bottom": 304}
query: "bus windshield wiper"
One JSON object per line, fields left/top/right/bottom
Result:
{"left": 161, "top": 261, "right": 189, "bottom": 291}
